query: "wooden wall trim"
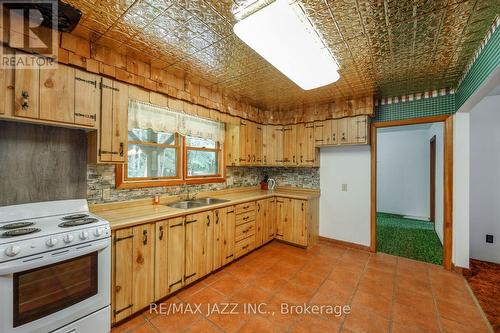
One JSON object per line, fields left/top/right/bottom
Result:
{"left": 370, "top": 115, "right": 454, "bottom": 270}
{"left": 319, "top": 236, "right": 371, "bottom": 252}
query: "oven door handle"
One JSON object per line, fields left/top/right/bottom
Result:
{"left": 0, "top": 238, "right": 110, "bottom": 275}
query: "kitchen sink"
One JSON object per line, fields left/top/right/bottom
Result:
{"left": 167, "top": 197, "right": 229, "bottom": 209}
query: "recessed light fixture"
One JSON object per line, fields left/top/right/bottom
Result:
{"left": 233, "top": 0, "right": 340, "bottom": 90}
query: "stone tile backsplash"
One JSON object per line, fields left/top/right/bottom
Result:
{"left": 87, "top": 165, "right": 319, "bottom": 204}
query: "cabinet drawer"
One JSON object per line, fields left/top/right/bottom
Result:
{"left": 235, "top": 210, "right": 256, "bottom": 226}
{"left": 235, "top": 202, "right": 256, "bottom": 215}
{"left": 235, "top": 235, "right": 255, "bottom": 259}
{"left": 235, "top": 221, "right": 255, "bottom": 242}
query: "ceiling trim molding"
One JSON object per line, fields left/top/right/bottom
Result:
{"left": 375, "top": 88, "right": 455, "bottom": 107}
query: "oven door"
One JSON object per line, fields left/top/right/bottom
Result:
{"left": 0, "top": 238, "right": 111, "bottom": 333}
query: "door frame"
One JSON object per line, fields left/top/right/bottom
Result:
{"left": 370, "top": 115, "right": 453, "bottom": 270}
{"left": 430, "top": 135, "right": 436, "bottom": 223}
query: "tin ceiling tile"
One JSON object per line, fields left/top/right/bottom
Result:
{"left": 67, "top": 0, "right": 499, "bottom": 110}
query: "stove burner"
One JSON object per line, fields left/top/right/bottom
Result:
{"left": 59, "top": 218, "right": 99, "bottom": 228}
{"left": 1, "top": 228, "right": 41, "bottom": 237}
{"left": 1, "top": 222, "right": 35, "bottom": 230}
{"left": 62, "top": 214, "right": 89, "bottom": 221}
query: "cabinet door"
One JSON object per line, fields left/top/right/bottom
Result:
{"left": 256, "top": 199, "right": 266, "bottom": 247}
{"left": 14, "top": 60, "right": 39, "bottom": 119}
{"left": 74, "top": 70, "right": 100, "bottom": 127}
{"left": 331, "top": 119, "right": 339, "bottom": 145}
{"left": 313, "top": 121, "right": 324, "bottom": 146}
{"left": 222, "top": 207, "right": 235, "bottom": 265}
{"left": 356, "top": 116, "right": 368, "bottom": 144}
{"left": 296, "top": 124, "right": 306, "bottom": 166}
{"left": 239, "top": 120, "right": 248, "bottom": 165}
{"left": 185, "top": 212, "right": 213, "bottom": 284}
{"left": 283, "top": 125, "right": 297, "bottom": 166}
{"left": 168, "top": 218, "right": 185, "bottom": 293}
{"left": 293, "top": 200, "right": 308, "bottom": 246}
{"left": 100, "top": 79, "right": 128, "bottom": 162}
{"left": 338, "top": 118, "right": 348, "bottom": 144}
{"left": 276, "top": 198, "right": 293, "bottom": 241}
{"left": 113, "top": 228, "right": 133, "bottom": 322}
{"left": 225, "top": 124, "right": 240, "bottom": 166}
{"left": 276, "top": 199, "right": 284, "bottom": 240}
{"left": 304, "top": 124, "right": 316, "bottom": 166}
{"left": 275, "top": 126, "right": 284, "bottom": 166}
{"left": 262, "top": 125, "right": 271, "bottom": 166}
{"left": 255, "top": 125, "right": 263, "bottom": 165}
{"left": 213, "top": 208, "right": 223, "bottom": 270}
{"left": 40, "top": 65, "right": 75, "bottom": 123}
{"left": 347, "top": 117, "right": 359, "bottom": 144}
{"left": 132, "top": 224, "right": 154, "bottom": 313}
{"left": 154, "top": 220, "right": 168, "bottom": 300}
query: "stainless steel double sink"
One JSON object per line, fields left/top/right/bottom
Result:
{"left": 167, "top": 197, "right": 229, "bottom": 209}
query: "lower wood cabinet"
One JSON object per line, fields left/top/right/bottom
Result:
{"left": 112, "top": 223, "right": 154, "bottom": 323}
{"left": 111, "top": 196, "right": 318, "bottom": 324}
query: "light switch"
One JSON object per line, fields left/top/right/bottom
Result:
{"left": 342, "top": 184, "right": 347, "bottom": 192}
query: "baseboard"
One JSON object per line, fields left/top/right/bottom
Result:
{"left": 452, "top": 263, "right": 467, "bottom": 275}
{"left": 319, "top": 236, "right": 370, "bottom": 252}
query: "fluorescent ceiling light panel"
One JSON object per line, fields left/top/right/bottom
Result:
{"left": 233, "top": 0, "right": 339, "bottom": 90}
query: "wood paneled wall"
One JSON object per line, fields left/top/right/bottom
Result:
{"left": 0, "top": 121, "right": 87, "bottom": 206}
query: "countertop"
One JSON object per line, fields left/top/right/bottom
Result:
{"left": 90, "top": 186, "right": 320, "bottom": 230}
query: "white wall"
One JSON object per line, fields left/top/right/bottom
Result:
{"left": 469, "top": 95, "right": 500, "bottom": 264}
{"left": 376, "top": 126, "right": 430, "bottom": 219}
{"left": 319, "top": 146, "right": 371, "bottom": 246}
{"left": 428, "top": 123, "right": 445, "bottom": 243}
{"left": 453, "top": 112, "right": 470, "bottom": 268}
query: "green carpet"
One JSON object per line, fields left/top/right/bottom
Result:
{"left": 377, "top": 212, "right": 443, "bottom": 265}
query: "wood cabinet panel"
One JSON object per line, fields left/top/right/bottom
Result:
{"left": 234, "top": 234, "right": 255, "bottom": 259}
{"left": 283, "top": 125, "right": 297, "bottom": 166}
{"left": 256, "top": 199, "right": 266, "bottom": 246}
{"left": 347, "top": 116, "right": 359, "bottom": 144}
{"left": 14, "top": 62, "right": 39, "bottom": 119}
{"left": 265, "top": 198, "right": 276, "bottom": 242}
{"left": 293, "top": 200, "right": 308, "bottom": 246}
{"left": 132, "top": 223, "right": 154, "bottom": 313}
{"left": 167, "top": 217, "right": 185, "bottom": 293}
{"left": 338, "top": 118, "right": 348, "bottom": 144}
{"left": 213, "top": 208, "right": 224, "bottom": 270}
{"left": 185, "top": 211, "right": 213, "bottom": 284}
{"left": 235, "top": 201, "right": 256, "bottom": 215}
{"left": 235, "top": 221, "right": 255, "bottom": 242}
{"left": 313, "top": 121, "right": 324, "bottom": 146}
{"left": 255, "top": 124, "right": 263, "bottom": 165}
{"left": 74, "top": 70, "right": 100, "bottom": 127}
{"left": 113, "top": 228, "right": 133, "bottom": 322}
{"left": 154, "top": 220, "right": 168, "bottom": 300}
{"left": 222, "top": 207, "right": 235, "bottom": 265}
{"left": 239, "top": 120, "right": 249, "bottom": 165}
{"left": 39, "top": 65, "right": 75, "bottom": 123}
{"left": 225, "top": 124, "right": 240, "bottom": 166}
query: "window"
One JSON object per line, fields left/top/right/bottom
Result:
{"left": 116, "top": 100, "right": 225, "bottom": 189}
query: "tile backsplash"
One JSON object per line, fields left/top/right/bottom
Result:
{"left": 87, "top": 165, "right": 319, "bottom": 204}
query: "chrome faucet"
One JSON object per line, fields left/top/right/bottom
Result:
{"left": 184, "top": 184, "right": 198, "bottom": 201}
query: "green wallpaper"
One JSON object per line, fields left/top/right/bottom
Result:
{"left": 455, "top": 26, "right": 500, "bottom": 110}
{"left": 374, "top": 94, "right": 455, "bottom": 122}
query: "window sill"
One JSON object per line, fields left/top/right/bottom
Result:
{"left": 115, "top": 166, "right": 226, "bottom": 189}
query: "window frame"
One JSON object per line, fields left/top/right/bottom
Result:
{"left": 116, "top": 131, "right": 225, "bottom": 189}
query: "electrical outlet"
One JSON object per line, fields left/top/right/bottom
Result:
{"left": 341, "top": 184, "right": 347, "bottom": 192}
{"left": 486, "top": 234, "right": 494, "bottom": 243}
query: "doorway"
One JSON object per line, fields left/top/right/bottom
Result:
{"left": 430, "top": 135, "right": 436, "bottom": 223}
{"left": 370, "top": 115, "right": 454, "bottom": 270}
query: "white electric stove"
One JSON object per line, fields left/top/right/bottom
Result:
{"left": 0, "top": 199, "right": 111, "bottom": 333}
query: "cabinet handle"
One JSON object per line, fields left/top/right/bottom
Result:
{"left": 225, "top": 254, "right": 234, "bottom": 259}
{"left": 243, "top": 216, "right": 249, "bottom": 221}
{"left": 143, "top": 230, "right": 148, "bottom": 245}
{"left": 215, "top": 211, "right": 219, "bottom": 224}
{"left": 305, "top": 159, "right": 315, "bottom": 162}
{"left": 253, "top": 155, "right": 256, "bottom": 162}
{"left": 114, "top": 234, "right": 133, "bottom": 244}
{"left": 99, "top": 149, "right": 120, "bottom": 155}
{"left": 257, "top": 203, "right": 260, "bottom": 212}
{"left": 119, "top": 142, "right": 124, "bottom": 157}
{"left": 185, "top": 219, "right": 197, "bottom": 225}
{"left": 75, "top": 112, "right": 97, "bottom": 120}
{"left": 184, "top": 272, "right": 196, "bottom": 279}
{"left": 301, "top": 202, "right": 304, "bottom": 211}
{"left": 114, "top": 304, "right": 133, "bottom": 316}
{"left": 170, "top": 222, "right": 183, "bottom": 228}
{"left": 21, "top": 91, "right": 29, "bottom": 110}
{"left": 207, "top": 215, "right": 211, "bottom": 226}
{"left": 333, "top": 133, "right": 336, "bottom": 141}
{"left": 242, "top": 245, "right": 249, "bottom": 249}
{"left": 159, "top": 226, "right": 164, "bottom": 240}
{"left": 243, "top": 205, "right": 249, "bottom": 209}
{"left": 227, "top": 210, "right": 234, "bottom": 214}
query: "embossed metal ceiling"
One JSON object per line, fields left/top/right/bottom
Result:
{"left": 65, "top": 0, "right": 499, "bottom": 111}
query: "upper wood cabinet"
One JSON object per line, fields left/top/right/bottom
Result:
{"left": 225, "top": 121, "right": 263, "bottom": 167}
{"left": 74, "top": 70, "right": 100, "bottom": 127}
{"left": 282, "top": 125, "right": 297, "bottom": 166}
{"left": 40, "top": 65, "right": 75, "bottom": 123}
{"left": 14, "top": 64, "right": 40, "bottom": 119}
{"left": 319, "top": 115, "right": 370, "bottom": 146}
{"left": 296, "top": 123, "right": 318, "bottom": 167}
{"left": 96, "top": 78, "right": 129, "bottom": 163}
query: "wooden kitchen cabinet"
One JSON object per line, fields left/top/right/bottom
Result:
{"left": 255, "top": 124, "right": 263, "bottom": 165}
{"left": 154, "top": 219, "right": 168, "bottom": 300}
{"left": 350, "top": 115, "right": 369, "bottom": 144}
{"left": 296, "top": 123, "right": 318, "bottom": 167}
{"left": 213, "top": 206, "right": 236, "bottom": 269}
{"left": 283, "top": 125, "right": 297, "bottom": 166}
{"left": 167, "top": 217, "right": 185, "bottom": 293}
{"left": 225, "top": 121, "right": 262, "bottom": 166}
{"left": 185, "top": 211, "right": 213, "bottom": 284}
{"left": 14, "top": 59, "right": 39, "bottom": 119}
{"left": 95, "top": 78, "right": 129, "bottom": 163}
{"left": 112, "top": 224, "right": 154, "bottom": 323}
{"left": 275, "top": 197, "right": 318, "bottom": 247}
{"left": 39, "top": 65, "right": 75, "bottom": 123}
{"left": 225, "top": 123, "right": 240, "bottom": 166}
{"left": 263, "top": 125, "right": 280, "bottom": 166}
{"left": 313, "top": 121, "right": 324, "bottom": 146}
{"left": 265, "top": 198, "right": 276, "bottom": 242}
{"left": 292, "top": 200, "right": 308, "bottom": 246}
{"left": 74, "top": 69, "right": 100, "bottom": 127}
{"left": 322, "top": 119, "right": 339, "bottom": 145}
{"left": 256, "top": 198, "right": 276, "bottom": 246}
{"left": 276, "top": 197, "right": 293, "bottom": 242}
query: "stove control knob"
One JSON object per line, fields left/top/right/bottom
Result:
{"left": 63, "top": 234, "right": 74, "bottom": 244}
{"left": 79, "top": 231, "right": 89, "bottom": 240}
{"left": 46, "top": 237, "right": 58, "bottom": 247}
{"left": 5, "top": 245, "right": 21, "bottom": 257}
{"left": 93, "top": 228, "right": 103, "bottom": 237}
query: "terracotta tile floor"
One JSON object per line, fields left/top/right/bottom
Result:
{"left": 112, "top": 241, "right": 493, "bottom": 333}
